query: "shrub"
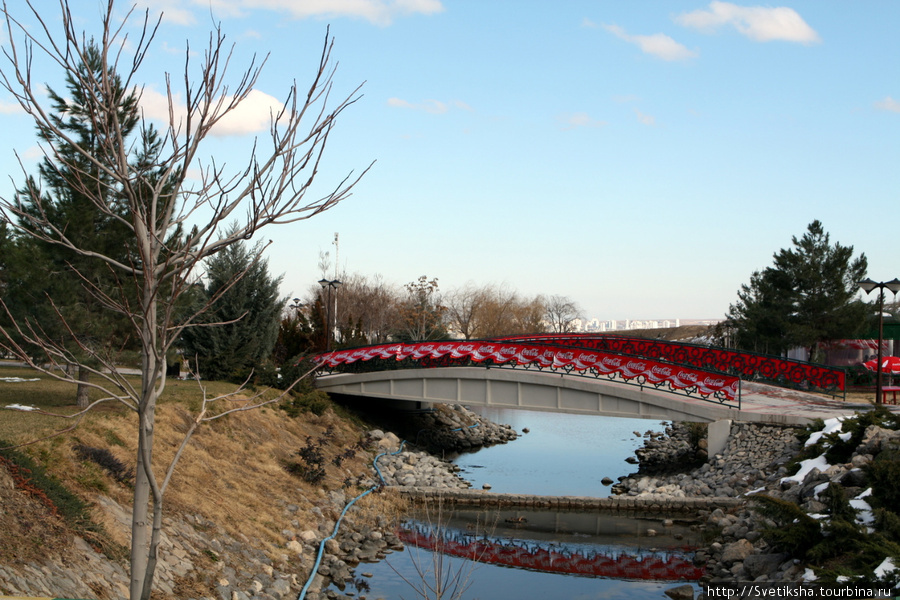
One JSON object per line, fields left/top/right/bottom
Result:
{"left": 751, "top": 494, "right": 823, "bottom": 557}
{"left": 864, "top": 449, "right": 900, "bottom": 510}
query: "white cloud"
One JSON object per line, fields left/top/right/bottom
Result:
{"left": 604, "top": 24, "right": 698, "bottom": 61}
{"left": 676, "top": 1, "right": 821, "bottom": 44}
{"left": 0, "top": 99, "right": 23, "bottom": 114}
{"left": 387, "top": 97, "right": 470, "bottom": 114}
{"left": 138, "top": 85, "right": 287, "bottom": 137}
{"left": 141, "top": 0, "right": 444, "bottom": 27}
{"left": 634, "top": 109, "right": 656, "bottom": 126}
{"left": 559, "top": 112, "right": 607, "bottom": 130}
{"left": 874, "top": 97, "right": 900, "bottom": 113}
{"left": 134, "top": 0, "right": 197, "bottom": 25}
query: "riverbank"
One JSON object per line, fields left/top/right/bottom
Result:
{"left": 613, "top": 415, "right": 900, "bottom": 589}
{"left": 0, "top": 400, "right": 519, "bottom": 600}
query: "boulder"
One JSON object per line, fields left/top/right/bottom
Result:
{"left": 743, "top": 553, "right": 789, "bottom": 579}
{"left": 721, "top": 539, "right": 754, "bottom": 563}
{"left": 664, "top": 584, "right": 695, "bottom": 600}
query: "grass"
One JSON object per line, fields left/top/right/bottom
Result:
{"left": 0, "top": 362, "right": 406, "bottom": 565}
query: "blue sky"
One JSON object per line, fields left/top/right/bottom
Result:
{"left": 1, "top": 1, "right": 898, "bottom": 321}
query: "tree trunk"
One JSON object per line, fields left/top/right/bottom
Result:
{"left": 76, "top": 365, "right": 90, "bottom": 408}
{"left": 130, "top": 426, "right": 152, "bottom": 600}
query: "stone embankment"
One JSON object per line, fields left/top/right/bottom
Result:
{"left": 402, "top": 402, "right": 520, "bottom": 453}
{"left": 0, "top": 406, "right": 509, "bottom": 600}
{"left": 617, "top": 419, "right": 900, "bottom": 590}
{"left": 614, "top": 422, "right": 800, "bottom": 499}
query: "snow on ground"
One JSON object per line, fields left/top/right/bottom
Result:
{"left": 875, "top": 557, "right": 897, "bottom": 578}
{"left": 805, "top": 417, "right": 851, "bottom": 447}
{"left": 4, "top": 403, "right": 38, "bottom": 411}
{"left": 781, "top": 453, "right": 831, "bottom": 485}
{"left": 0, "top": 377, "right": 40, "bottom": 383}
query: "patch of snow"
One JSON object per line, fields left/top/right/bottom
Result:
{"left": 851, "top": 488, "right": 874, "bottom": 527}
{"left": 781, "top": 453, "right": 830, "bottom": 484}
{"left": 802, "top": 568, "right": 818, "bottom": 581}
{"left": 0, "top": 377, "right": 40, "bottom": 383}
{"left": 805, "top": 417, "right": 845, "bottom": 446}
{"left": 813, "top": 482, "right": 830, "bottom": 499}
{"left": 744, "top": 487, "right": 766, "bottom": 496}
{"left": 4, "top": 403, "right": 37, "bottom": 411}
{"left": 808, "top": 513, "right": 829, "bottom": 520}
{"left": 836, "top": 575, "right": 850, "bottom": 582}
{"left": 875, "top": 557, "right": 896, "bottom": 578}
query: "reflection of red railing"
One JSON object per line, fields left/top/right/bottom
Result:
{"left": 500, "top": 334, "right": 845, "bottom": 394}
{"left": 397, "top": 528, "right": 705, "bottom": 582}
{"left": 314, "top": 339, "right": 741, "bottom": 404}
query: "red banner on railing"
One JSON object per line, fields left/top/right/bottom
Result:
{"left": 316, "top": 340, "right": 740, "bottom": 401}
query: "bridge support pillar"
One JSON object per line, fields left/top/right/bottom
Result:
{"left": 707, "top": 419, "right": 732, "bottom": 458}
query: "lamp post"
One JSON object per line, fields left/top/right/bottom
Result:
{"left": 858, "top": 278, "right": 900, "bottom": 405}
{"left": 318, "top": 279, "right": 342, "bottom": 351}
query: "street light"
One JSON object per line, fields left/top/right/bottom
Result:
{"left": 858, "top": 278, "right": 900, "bottom": 405}
{"left": 318, "top": 279, "right": 342, "bottom": 351}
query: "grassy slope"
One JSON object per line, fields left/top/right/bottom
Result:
{"left": 0, "top": 366, "right": 400, "bottom": 573}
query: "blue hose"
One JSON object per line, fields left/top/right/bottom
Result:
{"left": 297, "top": 440, "right": 407, "bottom": 600}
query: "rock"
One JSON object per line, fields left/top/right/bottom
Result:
{"left": 285, "top": 540, "right": 303, "bottom": 555}
{"left": 721, "top": 539, "right": 754, "bottom": 563}
{"left": 664, "top": 584, "right": 695, "bottom": 600}
{"left": 744, "top": 553, "right": 789, "bottom": 579}
{"left": 601, "top": 477, "right": 614, "bottom": 485}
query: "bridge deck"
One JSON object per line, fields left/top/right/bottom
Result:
{"left": 316, "top": 367, "right": 874, "bottom": 425}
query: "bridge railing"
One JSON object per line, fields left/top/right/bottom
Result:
{"left": 498, "top": 334, "right": 846, "bottom": 398}
{"left": 314, "top": 340, "right": 743, "bottom": 409}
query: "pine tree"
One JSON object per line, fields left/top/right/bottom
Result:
{"left": 727, "top": 220, "right": 868, "bottom": 358}
{"left": 15, "top": 42, "right": 139, "bottom": 406}
{"left": 181, "top": 234, "right": 285, "bottom": 381}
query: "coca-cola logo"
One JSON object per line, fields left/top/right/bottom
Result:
{"left": 626, "top": 361, "right": 647, "bottom": 371}
{"left": 557, "top": 352, "right": 574, "bottom": 360}
{"left": 477, "top": 345, "right": 496, "bottom": 354}
{"left": 458, "top": 344, "right": 475, "bottom": 353}
{"left": 703, "top": 377, "right": 726, "bottom": 387}
{"left": 677, "top": 371, "right": 698, "bottom": 382}
{"left": 499, "top": 346, "right": 518, "bottom": 356}
{"left": 651, "top": 365, "right": 673, "bottom": 377}
{"left": 577, "top": 352, "right": 597, "bottom": 362}
{"left": 419, "top": 344, "right": 435, "bottom": 353}
{"left": 437, "top": 344, "right": 455, "bottom": 352}
{"left": 522, "top": 348, "right": 540, "bottom": 357}
{"left": 601, "top": 356, "right": 622, "bottom": 367}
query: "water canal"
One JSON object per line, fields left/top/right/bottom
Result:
{"left": 333, "top": 408, "right": 706, "bottom": 599}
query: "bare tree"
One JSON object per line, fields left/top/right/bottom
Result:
{"left": 443, "top": 283, "right": 486, "bottom": 339}
{"left": 334, "top": 272, "right": 400, "bottom": 344}
{"left": 444, "top": 283, "right": 548, "bottom": 338}
{"left": 544, "top": 294, "right": 582, "bottom": 333}
{"left": 0, "top": 2, "right": 369, "bottom": 599}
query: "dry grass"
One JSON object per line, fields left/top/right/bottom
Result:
{"left": 0, "top": 364, "right": 407, "bottom": 562}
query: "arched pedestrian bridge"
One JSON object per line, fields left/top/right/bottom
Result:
{"left": 314, "top": 334, "right": 858, "bottom": 428}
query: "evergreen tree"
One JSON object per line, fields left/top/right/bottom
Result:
{"left": 14, "top": 42, "right": 139, "bottom": 406}
{"left": 181, "top": 234, "right": 285, "bottom": 381}
{"left": 727, "top": 220, "right": 868, "bottom": 358}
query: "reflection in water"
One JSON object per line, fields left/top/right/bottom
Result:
{"left": 398, "top": 525, "right": 704, "bottom": 581}
{"left": 398, "top": 508, "right": 704, "bottom": 582}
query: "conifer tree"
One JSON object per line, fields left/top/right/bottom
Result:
{"left": 181, "top": 233, "right": 285, "bottom": 381}
{"left": 727, "top": 220, "right": 868, "bottom": 358}
{"left": 15, "top": 42, "right": 139, "bottom": 406}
